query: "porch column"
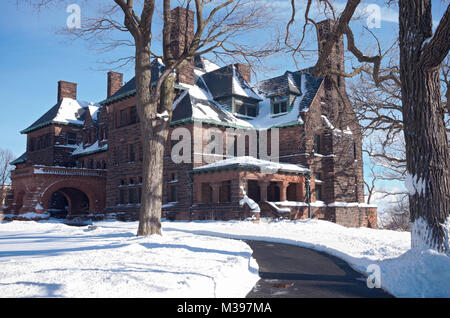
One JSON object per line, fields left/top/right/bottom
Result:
{"left": 211, "top": 182, "right": 221, "bottom": 203}
{"left": 258, "top": 181, "right": 269, "bottom": 202}
{"left": 278, "top": 181, "right": 289, "bottom": 202}
{"left": 299, "top": 176, "right": 306, "bottom": 201}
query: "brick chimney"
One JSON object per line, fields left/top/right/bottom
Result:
{"left": 57, "top": 81, "right": 77, "bottom": 102}
{"left": 316, "top": 19, "right": 345, "bottom": 79}
{"left": 170, "top": 6, "right": 195, "bottom": 85}
{"left": 317, "top": 19, "right": 346, "bottom": 129}
{"left": 234, "top": 63, "right": 251, "bottom": 83}
{"left": 107, "top": 71, "right": 123, "bottom": 98}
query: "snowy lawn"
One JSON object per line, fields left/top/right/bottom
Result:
{"left": 165, "top": 219, "right": 450, "bottom": 298}
{"left": 1, "top": 218, "right": 449, "bottom": 298}
{"left": 0, "top": 220, "right": 259, "bottom": 298}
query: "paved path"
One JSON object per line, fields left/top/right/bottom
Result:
{"left": 245, "top": 240, "right": 392, "bottom": 298}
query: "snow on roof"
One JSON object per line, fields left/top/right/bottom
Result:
{"left": 192, "top": 156, "right": 310, "bottom": 174}
{"left": 54, "top": 99, "right": 99, "bottom": 125}
{"left": 72, "top": 140, "right": 107, "bottom": 157}
{"left": 21, "top": 98, "right": 100, "bottom": 134}
{"left": 173, "top": 70, "right": 320, "bottom": 130}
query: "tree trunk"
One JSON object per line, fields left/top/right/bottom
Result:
{"left": 134, "top": 39, "right": 175, "bottom": 236}
{"left": 399, "top": 0, "right": 450, "bottom": 253}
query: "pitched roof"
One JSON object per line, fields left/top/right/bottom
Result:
{"left": 10, "top": 152, "right": 27, "bottom": 165}
{"left": 201, "top": 64, "right": 262, "bottom": 101}
{"left": 171, "top": 67, "right": 322, "bottom": 130}
{"left": 21, "top": 99, "right": 100, "bottom": 134}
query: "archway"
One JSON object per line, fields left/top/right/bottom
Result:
{"left": 47, "top": 191, "right": 69, "bottom": 218}
{"left": 267, "top": 182, "right": 280, "bottom": 202}
{"left": 41, "top": 181, "right": 95, "bottom": 218}
{"left": 48, "top": 187, "right": 90, "bottom": 216}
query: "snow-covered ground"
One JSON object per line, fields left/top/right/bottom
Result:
{"left": 0, "top": 220, "right": 259, "bottom": 298}
{"left": 165, "top": 219, "right": 450, "bottom": 298}
{"left": 1, "top": 218, "right": 449, "bottom": 298}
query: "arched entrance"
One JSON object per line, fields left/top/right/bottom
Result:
{"left": 41, "top": 181, "right": 96, "bottom": 218}
{"left": 46, "top": 187, "right": 90, "bottom": 217}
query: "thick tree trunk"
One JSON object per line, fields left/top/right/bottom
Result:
{"left": 399, "top": 0, "right": 450, "bottom": 253}
{"left": 134, "top": 40, "right": 175, "bottom": 236}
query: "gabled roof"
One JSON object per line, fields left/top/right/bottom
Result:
{"left": 20, "top": 99, "right": 100, "bottom": 134}
{"left": 201, "top": 64, "right": 262, "bottom": 101}
{"left": 171, "top": 67, "right": 322, "bottom": 130}
{"left": 100, "top": 59, "right": 188, "bottom": 106}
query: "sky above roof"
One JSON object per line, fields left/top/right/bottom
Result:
{"left": 0, "top": 0, "right": 447, "bottom": 192}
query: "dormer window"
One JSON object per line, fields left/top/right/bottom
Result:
{"left": 272, "top": 95, "right": 288, "bottom": 115}
{"left": 235, "top": 99, "right": 258, "bottom": 117}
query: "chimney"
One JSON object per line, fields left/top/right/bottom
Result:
{"left": 57, "top": 81, "right": 77, "bottom": 102}
{"left": 234, "top": 63, "right": 251, "bottom": 83}
{"left": 316, "top": 19, "right": 345, "bottom": 76}
{"left": 107, "top": 71, "right": 123, "bottom": 98}
{"left": 170, "top": 6, "right": 195, "bottom": 85}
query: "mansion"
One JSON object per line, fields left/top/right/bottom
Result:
{"left": 3, "top": 8, "right": 377, "bottom": 228}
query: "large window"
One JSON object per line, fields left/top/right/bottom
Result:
{"left": 119, "top": 190, "right": 126, "bottom": 204}
{"left": 129, "top": 144, "right": 135, "bottom": 162}
{"left": 169, "top": 185, "right": 177, "bottom": 202}
{"left": 235, "top": 99, "right": 258, "bottom": 117}
{"left": 313, "top": 134, "right": 321, "bottom": 153}
{"left": 128, "top": 188, "right": 135, "bottom": 204}
{"left": 130, "top": 106, "right": 137, "bottom": 124}
{"left": 272, "top": 96, "right": 288, "bottom": 115}
{"left": 119, "top": 109, "right": 128, "bottom": 127}
{"left": 315, "top": 184, "right": 323, "bottom": 201}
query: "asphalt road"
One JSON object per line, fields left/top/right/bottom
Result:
{"left": 245, "top": 240, "right": 392, "bottom": 298}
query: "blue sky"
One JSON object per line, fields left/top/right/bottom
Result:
{"left": 0, "top": 0, "right": 447, "bottom": 195}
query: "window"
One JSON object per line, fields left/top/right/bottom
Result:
{"left": 29, "top": 138, "right": 35, "bottom": 151}
{"left": 272, "top": 96, "right": 288, "bottom": 114}
{"left": 129, "top": 177, "right": 134, "bottom": 185}
{"left": 235, "top": 99, "right": 258, "bottom": 117}
{"left": 313, "top": 134, "right": 321, "bottom": 153}
{"left": 128, "top": 189, "right": 135, "bottom": 204}
{"left": 130, "top": 106, "right": 137, "bottom": 124}
{"left": 170, "top": 173, "right": 177, "bottom": 181}
{"left": 169, "top": 186, "right": 177, "bottom": 202}
{"left": 67, "top": 133, "right": 77, "bottom": 145}
{"left": 353, "top": 142, "right": 357, "bottom": 160}
{"left": 120, "top": 109, "right": 128, "bottom": 127}
{"left": 129, "top": 144, "right": 135, "bottom": 162}
{"left": 315, "top": 184, "right": 323, "bottom": 201}
{"left": 119, "top": 190, "right": 126, "bottom": 204}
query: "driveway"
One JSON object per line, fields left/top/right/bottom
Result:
{"left": 245, "top": 240, "right": 392, "bottom": 298}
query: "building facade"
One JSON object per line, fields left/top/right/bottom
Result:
{"left": 3, "top": 9, "right": 377, "bottom": 228}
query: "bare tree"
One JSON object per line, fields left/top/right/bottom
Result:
{"left": 287, "top": 0, "right": 450, "bottom": 253}
{"left": 380, "top": 196, "right": 411, "bottom": 231}
{"left": 26, "top": 0, "right": 276, "bottom": 236}
{"left": 0, "top": 149, "right": 14, "bottom": 207}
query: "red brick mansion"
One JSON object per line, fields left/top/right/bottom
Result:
{"left": 3, "top": 10, "right": 377, "bottom": 228}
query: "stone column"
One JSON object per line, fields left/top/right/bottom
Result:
{"left": 278, "top": 181, "right": 289, "bottom": 202}
{"left": 258, "top": 180, "right": 269, "bottom": 202}
{"left": 211, "top": 182, "right": 222, "bottom": 204}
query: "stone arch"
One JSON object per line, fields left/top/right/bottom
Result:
{"left": 40, "top": 180, "right": 99, "bottom": 216}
